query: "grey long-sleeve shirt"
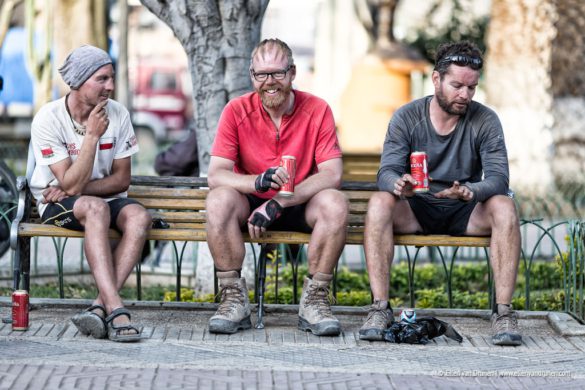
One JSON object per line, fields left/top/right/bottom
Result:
{"left": 377, "top": 96, "right": 510, "bottom": 203}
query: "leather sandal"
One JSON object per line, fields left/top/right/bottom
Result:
{"left": 105, "top": 307, "right": 143, "bottom": 342}
{"left": 71, "top": 304, "right": 107, "bottom": 339}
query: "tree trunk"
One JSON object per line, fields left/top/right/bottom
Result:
{"left": 52, "top": 0, "right": 108, "bottom": 97}
{"left": 486, "top": 0, "right": 585, "bottom": 198}
{"left": 115, "top": 0, "right": 130, "bottom": 109}
{"left": 139, "top": 0, "right": 269, "bottom": 174}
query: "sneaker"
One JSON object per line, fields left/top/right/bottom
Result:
{"left": 491, "top": 304, "right": 522, "bottom": 346}
{"left": 298, "top": 272, "right": 341, "bottom": 336}
{"left": 359, "top": 300, "right": 394, "bottom": 341}
{"left": 208, "top": 271, "right": 252, "bottom": 334}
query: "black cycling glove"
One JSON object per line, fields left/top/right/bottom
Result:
{"left": 248, "top": 199, "right": 283, "bottom": 229}
{"left": 255, "top": 167, "right": 278, "bottom": 193}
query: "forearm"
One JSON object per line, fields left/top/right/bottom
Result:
{"left": 377, "top": 168, "right": 400, "bottom": 193}
{"left": 207, "top": 169, "right": 257, "bottom": 194}
{"left": 82, "top": 173, "right": 130, "bottom": 197}
{"left": 465, "top": 175, "right": 509, "bottom": 202}
{"left": 59, "top": 136, "right": 100, "bottom": 195}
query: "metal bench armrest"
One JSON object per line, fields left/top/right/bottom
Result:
{"left": 10, "top": 176, "right": 31, "bottom": 250}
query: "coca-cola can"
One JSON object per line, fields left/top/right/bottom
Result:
{"left": 410, "top": 151, "right": 429, "bottom": 193}
{"left": 12, "top": 290, "right": 29, "bottom": 331}
{"left": 279, "top": 155, "right": 296, "bottom": 197}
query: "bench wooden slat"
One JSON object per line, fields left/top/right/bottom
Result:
{"left": 18, "top": 223, "right": 489, "bottom": 247}
{"left": 134, "top": 198, "right": 206, "bottom": 210}
{"left": 150, "top": 211, "right": 206, "bottom": 223}
{"left": 129, "top": 186, "right": 208, "bottom": 199}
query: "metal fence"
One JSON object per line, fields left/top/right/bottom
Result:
{"left": 1, "top": 188, "right": 584, "bottom": 321}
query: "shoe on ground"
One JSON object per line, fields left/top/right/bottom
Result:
{"left": 359, "top": 300, "right": 394, "bottom": 341}
{"left": 298, "top": 272, "right": 341, "bottom": 336}
{"left": 71, "top": 304, "right": 107, "bottom": 339}
{"left": 209, "top": 271, "right": 252, "bottom": 334}
{"left": 491, "top": 304, "right": 522, "bottom": 346}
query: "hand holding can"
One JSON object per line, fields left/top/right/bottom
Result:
{"left": 279, "top": 155, "right": 296, "bottom": 197}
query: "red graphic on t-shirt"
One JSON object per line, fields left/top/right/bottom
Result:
{"left": 99, "top": 137, "right": 115, "bottom": 150}
{"left": 41, "top": 146, "right": 54, "bottom": 158}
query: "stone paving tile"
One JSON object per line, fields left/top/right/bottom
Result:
{"left": 2, "top": 305, "right": 585, "bottom": 388}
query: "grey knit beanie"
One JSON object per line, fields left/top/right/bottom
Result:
{"left": 58, "top": 45, "right": 112, "bottom": 89}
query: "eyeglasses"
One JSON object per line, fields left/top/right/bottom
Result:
{"left": 250, "top": 65, "right": 293, "bottom": 82}
{"left": 437, "top": 55, "right": 483, "bottom": 68}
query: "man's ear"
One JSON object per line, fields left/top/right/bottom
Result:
{"left": 431, "top": 70, "right": 440, "bottom": 89}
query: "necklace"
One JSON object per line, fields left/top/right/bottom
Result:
{"left": 65, "top": 94, "right": 87, "bottom": 136}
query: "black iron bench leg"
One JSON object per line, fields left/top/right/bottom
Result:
{"left": 255, "top": 244, "right": 270, "bottom": 329}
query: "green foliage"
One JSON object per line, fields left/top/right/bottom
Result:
{"left": 5, "top": 260, "right": 566, "bottom": 310}
{"left": 402, "top": 0, "right": 489, "bottom": 64}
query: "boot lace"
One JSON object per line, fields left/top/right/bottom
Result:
{"left": 216, "top": 285, "right": 245, "bottom": 316}
{"left": 305, "top": 284, "right": 335, "bottom": 317}
{"left": 493, "top": 312, "right": 519, "bottom": 334}
{"left": 363, "top": 307, "right": 390, "bottom": 329}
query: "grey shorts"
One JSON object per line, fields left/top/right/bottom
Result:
{"left": 41, "top": 196, "right": 141, "bottom": 232}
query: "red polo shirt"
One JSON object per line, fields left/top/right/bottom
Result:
{"left": 211, "top": 90, "right": 342, "bottom": 199}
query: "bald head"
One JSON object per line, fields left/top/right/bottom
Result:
{"left": 250, "top": 38, "right": 294, "bottom": 71}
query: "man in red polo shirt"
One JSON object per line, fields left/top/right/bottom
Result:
{"left": 206, "top": 38, "right": 348, "bottom": 336}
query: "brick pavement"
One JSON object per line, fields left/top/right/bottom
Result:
{"left": 1, "top": 299, "right": 585, "bottom": 389}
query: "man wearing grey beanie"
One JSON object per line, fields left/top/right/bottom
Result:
{"left": 29, "top": 45, "right": 151, "bottom": 342}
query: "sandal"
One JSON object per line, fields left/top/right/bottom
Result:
{"left": 105, "top": 307, "right": 143, "bottom": 342}
{"left": 71, "top": 304, "right": 107, "bottom": 339}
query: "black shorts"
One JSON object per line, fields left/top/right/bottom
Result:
{"left": 41, "top": 196, "right": 141, "bottom": 232}
{"left": 407, "top": 194, "right": 477, "bottom": 235}
{"left": 245, "top": 195, "right": 312, "bottom": 233}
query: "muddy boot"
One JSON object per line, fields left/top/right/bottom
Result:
{"left": 298, "top": 272, "right": 341, "bottom": 336}
{"left": 359, "top": 300, "right": 394, "bottom": 341}
{"left": 208, "top": 271, "right": 252, "bottom": 334}
{"left": 491, "top": 304, "right": 522, "bottom": 346}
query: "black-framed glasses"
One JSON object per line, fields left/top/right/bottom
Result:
{"left": 250, "top": 65, "right": 293, "bottom": 82}
{"left": 437, "top": 55, "right": 483, "bottom": 68}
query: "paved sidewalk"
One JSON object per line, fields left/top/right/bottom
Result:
{"left": 1, "top": 299, "right": 585, "bottom": 389}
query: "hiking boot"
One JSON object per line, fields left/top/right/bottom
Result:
{"left": 208, "top": 271, "right": 252, "bottom": 334}
{"left": 491, "top": 304, "right": 522, "bottom": 346}
{"left": 298, "top": 272, "right": 341, "bottom": 336}
{"left": 359, "top": 300, "right": 394, "bottom": 341}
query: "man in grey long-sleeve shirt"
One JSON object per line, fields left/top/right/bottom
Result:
{"left": 360, "top": 41, "right": 522, "bottom": 346}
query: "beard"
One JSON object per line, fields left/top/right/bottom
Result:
{"left": 436, "top": 85, "right": 469, "bottom": 116}
{"left": 259, "top": 83, "right": 292, "bottom": 109}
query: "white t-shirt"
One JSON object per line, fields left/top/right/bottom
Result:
{"left": 30, "top": 96, "right": 139, "bottom": 217}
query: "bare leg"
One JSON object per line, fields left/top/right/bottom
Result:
{"left": 466, "top": 195, "right": 520, "bottom": 305}
{"left": 364, "top": 192, "right": 421, "bottom": 301}
{"left": 303, "top": 189, "right": 349, "bottom": 274}
{"left": 106, "top": 204, "right": 151, "bottom": 331}
{"left": 206, "top": 186, "right": 250, "bottom": 271}
{"left": 73, "top": 197, "right": 125, "bottom": 313}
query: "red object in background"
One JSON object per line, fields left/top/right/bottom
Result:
{"left": 12, "top": 290, "right": 29, "bottom": 331}
{"left": 410, "top": 151, "right": 429, "bottom": 193}
{"left": 131, "top": 62, "right": 191, "bottom": 138}
{"left": 279, "top": 155, "right": 296, "bottom": 197}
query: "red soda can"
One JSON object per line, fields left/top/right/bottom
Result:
{"left": 410, "top": 151, "right": 429, "bottom": 193}
{"left": 279, "top": 155, "right": 296, "bottom": 197}
{"left": 12, "top": 290, "right": 29, "bottom": 331}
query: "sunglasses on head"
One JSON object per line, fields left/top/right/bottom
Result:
{"left": 437, "top": 55, "right": 483, "bottom": 68}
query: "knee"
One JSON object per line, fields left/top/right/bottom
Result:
{"left": 77, "top": 197, "right": 110, "bottom": 224}
{"left": 132, "top": 208, "right": 152, "bottom": 231}
{"left": 313, "top": 189, "right": 349, "bottom": 224}
{"left": 487, "top": 196, "right": 519, "bottom": 229}
{"left": 206, "top": 187, "right": 245, "bottom": 224}
{"left": 367, "top": 192, "right": 396, "bottom": 222}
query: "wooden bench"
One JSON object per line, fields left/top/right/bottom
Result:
{"left": 10, "top": 174, "right": 491, "bottom": 327}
